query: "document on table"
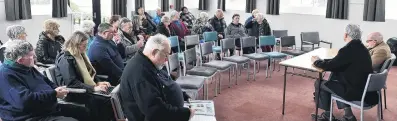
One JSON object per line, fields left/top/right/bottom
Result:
{"left": 190, "top": 115, "right": 217, "bottom": 121}
{"left": 184, "top": 100, "right": 217, "bottom": 121}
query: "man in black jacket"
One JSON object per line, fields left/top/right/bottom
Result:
{"left": 119, "top": 34, "right": 195, "bottom": 121}
{"left": 311, "top": 24, "right": 377, "bottom": 121}
{"left": 209, "top": 9, "right": 227, "bottom": 59}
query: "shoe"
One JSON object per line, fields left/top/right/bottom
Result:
{"left": 311, "top": 112, "right": 337, "bottom": 121}
{"left": 337, "top": 116, "right": 357, "bottom": 121}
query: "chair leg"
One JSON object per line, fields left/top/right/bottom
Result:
{"left": 360, "top": 108, "right": 364, "bottom": 121}
{"left": 330, "top": 99, "right": 334, "bottom": 120}
{"left": 265, "top": 60, "right": 269, "bottom": 78}
{"left": 384, "top": 89, "right": 387, "bottom": 109}
{"left": 247, "top": 62, "right": 250, "bottom": 81}
{"left": 379, "top": 91, "right": 384, "bottom": 120}
{"left": 235, "top": 65, "right": 238, "bottom": 85}
{"left": 257, "top": 62, "right": 260, "bottom": 73}
{"left": 228, "top": 69, "right": 231, "bottom": 88}
{"left": 273, "top": 59, "right": 276, "bottom": 71}
{"left": 218, "top": 72, "right": 221, "bottom": 94}
{"left": 253, "top": 61, "right": 257, "bottom": 81}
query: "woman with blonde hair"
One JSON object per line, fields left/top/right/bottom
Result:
{"left": 35, "top": 19, "right": 65, "bottom": 64}
{"left": 55, "top": 31, "right": 114, "bottom": 121}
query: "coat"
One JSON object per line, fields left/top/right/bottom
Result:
{"left": 368, "top": 41, "right": 392, "bottom": 71}
{"left": 119, "top": 51, "right": 191, "bottom": 121}
{"left": 314, "top": 39, "right": 378, "bottom": 105}
{"left": 156, "top": 22, "right": 176, "bottom": 37}
{"left": 35, "top": 32, "right": 65, "bottom": 64}
{"left": 245, "top": 19, "right": 272, "bottom": 37}
{"left": 117, "top": 29, "right": 140, "bottom": 59}
{"left": 87, "top": 35, "right": 124, "bottom": 86}
{"left": 0, "top": 61, "right": 58, "bottom": 121}
{"left": 209, "top": 16, "right": 227, "bottom": 34}
{"left": 169, "top": 20, "right": 190, "bottom": 41}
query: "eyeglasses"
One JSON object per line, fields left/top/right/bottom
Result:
{"left": 366, "top": 40, "right": 376, "bottom": 43}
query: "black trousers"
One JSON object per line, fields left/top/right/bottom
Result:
{"left": 26, "top": 104, "right": 90, "bottom": 121}
{"left": 314, "top": 79, "right": 350, "bottom": 111}
{"left": 66, "top": 93, "right": 115, "bottom": 121}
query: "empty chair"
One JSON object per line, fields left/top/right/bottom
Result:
{"left": 280, "top": 36, "right": 306, "bottom": 56}
{"left": 241, "top": 36, "right": 270, "bottom": 80}
{"left": 167, "top": 53, "right": 205, "bottom": 100}
{"left": 110, "top": 85, "right": 127, "bottom": 121}
{"left": 273, "top": 30, "right": 288, "bottom": 38}
{"left": 203, "top": 31, "right": 221, "bottom": 53}
{"left": 300, "top": 32, "right": 332, "bottom": 52}
{"left": 169, "top": 36, "right": 181, "bottom": 53}
{"left": 330, "top": 69, "right": 388, "bottom": 121}
{"left": 201, "top": 42, "right": 235, "bottom": 92}
{"left": 184, "top": 47, "right": 218, "bottom": 99}
{"left": 259, "top": 36, "right": 288, "bottom": 73}
{"left": 221, "top": 38, "right": 251, "bottom": 84}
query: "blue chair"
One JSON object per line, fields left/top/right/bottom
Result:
{"left": 168, "top": 36, "right": 184, "bottom": 60}
{"left": 203, "top": 32, "right": 221, "bottom": 53}
{"left": 259, "top": 36, "right": 287, "bottom": 75}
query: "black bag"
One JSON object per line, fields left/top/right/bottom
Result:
{"left": 386, "top": 37, "right": 397, "bottom": 66}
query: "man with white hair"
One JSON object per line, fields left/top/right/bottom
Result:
{"left": 119, "top": 34, "right": 195, "bottom": 121}
{"left": 311, "top": 24, "right": 377, "bottom": 121}
{"left": 0, "top": 40, "right": 90, "bottom": 121}
{"left": 366, "top": 32, "right": 391, "bottom": 71}
{"left": 153, "top": 7, "right": 163, "bottom": 25}
{"left": 80, "top": 20, "right": 96, "bottom": 51}
{"left": 209, "top": 9, "right": 227, "bottom": 59}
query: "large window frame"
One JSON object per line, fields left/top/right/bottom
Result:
{"left": 385, "top": 0, "right": 397, "bottom": 20}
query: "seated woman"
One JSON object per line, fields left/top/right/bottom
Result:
{"left": 192, "top": 12, "right": 215, "bottom": 41}
{"left": 36, "top": 19, "right": 65, "bottom": 64}
{"left": 136, "top": 7, "right": 157, "bottom": 35}
{"left": 157, "top": 16, "right": 176, "bottom": 37}
{"left": 1, "top": 25, "right": 28, "bottom": 63}
{"left": 55, "top": 31, "right": 114, "bottom": 121}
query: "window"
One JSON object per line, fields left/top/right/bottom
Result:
{"left": 30, "top": 0, "right": 52, "bottom": 15}
{"left": 386, "top": 0, "right": 397, "bottom": 20}
{"left": 280, "top": 0, "right": 327, "bottom": 15}
{"left": 145, "top": 0, "right": 159, "bottom": 10}
{"left": 226, "top": 0, "right": 246, "bottom": 11}
{"left": 184, "top": 0, "right": 199, "bottom": 8}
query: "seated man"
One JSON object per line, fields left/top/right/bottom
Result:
{"left": 0, "top": 41, "right": 89, "bottom": 121}
{"left": 311, "top": 24, "right": 378, "bottom": 121}
{"left": 366, "top": 32, "right": 391, "bottom": 72}
{"left": 88, "top": 23, "right": 124, "bottom": 86}
{"left": 119, "top": 34, "right": 195, "bottom": 121}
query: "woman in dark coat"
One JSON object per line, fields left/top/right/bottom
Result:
{"left": 35, "top": 19, "right": 65, "bottom": 64}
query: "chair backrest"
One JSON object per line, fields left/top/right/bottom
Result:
{"left": 259, "top": 36, "right": 276, "bottom": 46}
{"left": 380, "top": 54, "right": 396, "bottom": 72}
{"left": 240, "top": 36, "right": 256, "bottom": 48}
{"left": 0, "top": 47, "right": 5, "bottom": 63}
{"left": 200, "top": 42, "right": 213, "bottom": 56}
{"left": 221, "top": 38, "right": 235, "bottom": 51}
{"left": 167, "top": 53, "right": 180, "bottom": 73}
{"left": 301, "top": 32, "right": 320, "bottom": 44}
{"left": 168, "top": 36, "right": 180, "bottom": 50}
{"left": 45, "top": 66, "right": 57, "bottom": 82}
{"left": 185, "top": 35, "right": 200, "bottom": 47}
{"left": 365, "top": 70, "right": 388, "bottom": 93}
{"left": 280, "top": 36, "right": 296, "bottom": 47}
{"left": 110, "top": 85, "right": 126, "bottom": 120}
{"left": 184, "top": 47, "right": 197, "bottom": 65}
{"left": 203, "top": 31, "right": 218, "bottom": 42}
{"left": 273, "top": 30, "right": 288, "bottom": 38}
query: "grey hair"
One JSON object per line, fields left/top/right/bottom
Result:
{"left": 118, "top": 17, "right": 132, "bottom": 29}
{"left": 143, "top": 34, "right": 169, "bottom": 53}
{"left": 170, "top": 10, "right": 179, "bottom": 19}
{"left": 4, "top": 40, "right": 34, "bottom": 61}
{"left": 215, "top": 9, "right": 223, "bottom": 15}
{"left": 345, "top": 24, "right": 362, "bottom": 40}
{"left": 255, "top": 13, "right": 264, "bottom": 21}
{"left": 369, "top": 32, "right": 383, "bottom": 43}
{"left": 198, "top": 12, "right": 209, "bottom": 21}
{"left": 6, "top": 25, "right": 26, "bottom": 40}
{"left": 97, "top": 23, "right": 113, "bottom": 33}
{"left": 161, "top": 16, "right": 170, "bottom": 23}
{"left": 80, "top": 20, "right": 95, "bottom": 34}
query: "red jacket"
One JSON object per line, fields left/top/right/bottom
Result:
{"left": 169, "top": 20, "right": 190, "bottom": 41}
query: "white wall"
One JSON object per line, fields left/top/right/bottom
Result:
{"left": 170, "top": 0, "right": 397, "bottom": 49}
{"left": 0, "top": 0, "right": 73, "bottom": 47}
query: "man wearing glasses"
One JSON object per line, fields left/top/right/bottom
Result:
{"left": 88, "top": 23, "right": 124, "bottom": 86}
{"left": 119, "top": 34, "right": 195, "bottom": 121}
{"left": 366, "top": 32, "right": 391, "bottom": 72}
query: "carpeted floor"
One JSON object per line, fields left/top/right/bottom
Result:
{"left": 201, "top": 62, "right": 397, "bottom": 121}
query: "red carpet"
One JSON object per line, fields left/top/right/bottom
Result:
{"left": 203, "top": 63, "right": 397, "bottom": 121}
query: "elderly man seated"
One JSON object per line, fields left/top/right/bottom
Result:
{"left": 0, "top": 41, "right": 89, "bottom": 121}
{"left": 366, "top": 32, "right": 392, "bottom": 72}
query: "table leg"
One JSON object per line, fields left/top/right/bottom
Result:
{"left": 315, "top": 72, "right": 323, "bottom": 121}
{"left": 282, "top": 66, "right": 287, "bottom": 115}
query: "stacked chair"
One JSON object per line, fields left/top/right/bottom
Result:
{"left": 300, "top": 32, "right": 332, "bottom": 52}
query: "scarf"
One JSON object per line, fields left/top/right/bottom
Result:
{"left": 122, "top": 30, "right": 135, "bottom": 44}
{"left": 69, "top": 50, "right": 97, "bottom": 86}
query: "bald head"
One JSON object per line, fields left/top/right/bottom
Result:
{"left": 215, "top": 9, "right": 224, "bottom": 19}
{"left": 367, "top": 32, "right": 383, "bottom": 48}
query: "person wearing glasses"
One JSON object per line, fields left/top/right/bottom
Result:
{"left": 35, "top": 19, "right": 66, "bottom": 64}
{"left": 366, "top": 32, "right": 391, "bottom": 72}
{"left": 117, "top": 17, "right": 145, "bottom": 60}
{"left": 87, "top": 23, "right": 124, "bottom": 86}
{"left": 119, "top": 34, "right": 195, "bottom": 121}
